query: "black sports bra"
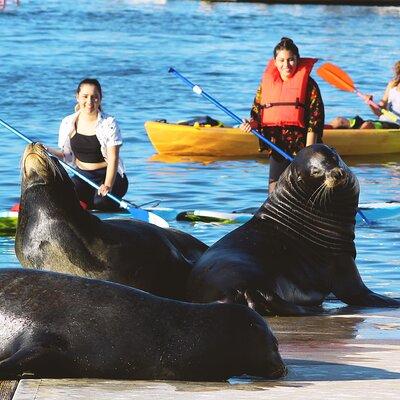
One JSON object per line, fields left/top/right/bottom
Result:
{"left": 70, "top": 132, "right": 104, "bottom": 163}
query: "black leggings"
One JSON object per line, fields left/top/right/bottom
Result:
{"left": 269, "top": 155, "right": 291, "bottom": 185}
{"left": 71, "top": 167, "right": 129, "bottom": 211}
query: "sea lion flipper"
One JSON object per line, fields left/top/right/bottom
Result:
{"left": 0, "top": 330, "right": 73, "bottom": 379}
{"left": 244, "top": 290, "right": 323, "bottom": 316}
{"left": 331, "top": 256, "right": 400, "bottom": 308}
{"left": 0, "top": 346, "right": 38, "bottom": 378}
{"left": 336, "top": 288, "right": 400, "bottom": 308}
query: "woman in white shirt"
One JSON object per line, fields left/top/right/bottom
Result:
{"left": 49, "top": 78, "right": 128, "bottom": 210}
{"left": 329, "top": 61, "right": 400, "bottom": 129}
{"left": 364, "top": 60, "right": 400, "bottom": 126}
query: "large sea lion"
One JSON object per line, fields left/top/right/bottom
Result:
{"left": 15, "top": 143, "right": 208, "bottom": 300}
{"left": 0, "top": 268, "right": 286, "bottom": 381}
{"left": 187, "top": 144, "right": 400, "bottom": 315}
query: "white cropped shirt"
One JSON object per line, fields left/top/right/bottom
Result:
{"left": 58, "top": 111, "right": 126, "bottom": 176}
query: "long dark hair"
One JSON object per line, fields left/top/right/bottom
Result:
{"left": 75, "top": 78, "right": 103, "bottom": 112}
{"left": 273, "top": 37, "right": 300, "bottom": 59}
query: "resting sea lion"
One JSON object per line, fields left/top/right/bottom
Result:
{"left": 15, "top": 143, "right": 208, "bottom": 300}
{"left": 0, "top": 268, "right": 286, "bottom": 381}
{"left": 187, "top": 144, "right": 400, "bottom": 315}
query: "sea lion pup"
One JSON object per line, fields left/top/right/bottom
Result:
{"left": 15, "top": 143, "right": 208, "bottom": 300}
{"left": 0, "top": 268, "right": 286, "bottom": 381}
{"left": 187, "top": 144, "right": 399, "bottom": 315}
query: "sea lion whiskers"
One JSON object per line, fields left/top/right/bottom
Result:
{"left": 314, "top": 185, "right": 327, "bottom": 211}
{"left": 306, "top": 182, "right": 326, "bottom": 211}
{"left": 312, "top": 183, "right": 335, "bottom": 212}
{"left": 318, "top": 179, "right": 334, "bottom": 210}
{"left": 307, "top": 166, "right": 348, "bottom": 211}
{"left": 322, "top": 185, "right": 333, "bottom": 210}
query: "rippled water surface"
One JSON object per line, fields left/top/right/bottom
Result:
{"left": 0, "top": 0, "right": 399, "bottom": 299}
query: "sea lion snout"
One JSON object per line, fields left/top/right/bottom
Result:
{"left": 263, "top": 342, "right": 287, "bottom": 379}
{"left": 22, "top": 143, "right": 56, "bottom": 183}
{"left": 325, "top": 167, "right": 346, "bottom": 188}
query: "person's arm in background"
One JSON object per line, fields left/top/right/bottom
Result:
{"left": 98, "top": 145, "right": 120, "bottom": 197}
{"left": 364, "top": 82, "right": 391, "bottom": 117}
{"left": 240, "top": 84, "right": 262, "bottom": 132}
{"left": 45, "top": 117, "right": 73, "bottom": 160}
{"left": 306, "top": 78, "right": 325, "bottom": 146}
{"left": 98, "top": 117, "right": 123, "bottom": 197}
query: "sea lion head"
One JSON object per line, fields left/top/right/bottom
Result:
{"left": 21, "top": 143, "right": 71, "bottom": 186}
{"left": 262, "top": 145, "right": 358, "bottom": 254}
{"left": 272, "top": 144, "right": 359, "bottom": 214}
{"left": 20, "top": 143, "right": 77, "bottom": 203}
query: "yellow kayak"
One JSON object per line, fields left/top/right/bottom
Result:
{"left": 145, "top": 121, "right": 400, "bottom": 157}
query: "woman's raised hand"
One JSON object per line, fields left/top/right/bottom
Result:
{"left": 240, "top": 119, "right": 252, "bottom": 133}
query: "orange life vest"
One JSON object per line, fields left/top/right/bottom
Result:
{"left": 259, "top": 58, "right": 317, "bottom": 128}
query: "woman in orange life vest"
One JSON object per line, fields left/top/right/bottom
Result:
{"left": 240, "top": 37, "right": 325, "bottom": 193}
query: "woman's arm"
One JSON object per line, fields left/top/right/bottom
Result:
{"left": 240, "top": 84, "right": 262, "bottom": 132}
{"left": 365, "top": 82, "right": 391, "bottom": 117}
{"left": 379, "top": 83, "right": 390, "bottom": 108}
{"left": 306, "top": 78, "right": 325, "bottom": 146}
{"left": 306, "top": 130, "right": 316, "bottom": 147}
{"left": 57, "top": 115, "right": 76, "bottom": 163}
{"left": 98, "top": 145, "right": 120, "bottom": 197}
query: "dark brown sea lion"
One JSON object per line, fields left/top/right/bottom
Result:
{"left": 0, "top": 268, "right": 286, "bottom": 381}
{"left": 187, "top": 144, "right": 400, "bottom": 315}
{"left": 15, "top": 143, "right": 208, "bottom": 300}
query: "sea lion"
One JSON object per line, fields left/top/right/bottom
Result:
{"left": 15, "top": 143, "right": 208, "bottom": 300}
{"left": 0, "top": 268, "right": 286, "bottom": 381}
{"left": 187, "top": 144, "right": 400, "bottom": 315}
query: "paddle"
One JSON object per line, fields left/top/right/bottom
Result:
{"left": 317, "top": 62, "right": 400, "bottom": 124}
{"left": 168, "top": 67, "right": 371, "bottom": 225}
{"left": 168, "top": 68, "right": 292, "bottom": 162}
{"left": 0, "top": 118, "right": 169, "bottom": 228}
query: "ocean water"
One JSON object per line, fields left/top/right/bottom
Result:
{"left": 0, "top": 0, "right": 399, "bottom": 300}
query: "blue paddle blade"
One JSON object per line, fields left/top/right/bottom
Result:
{"left": 127, "top": 206, "right": 169, "bottom": 228}
{"left": 128, "top": 207, "right": 149, "bottom": 220}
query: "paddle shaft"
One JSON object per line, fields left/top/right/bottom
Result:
{"left": 317, "top": 63, "right": 399, "bottom": 124}
{"left": 168, "top": 67, "right": 293, "bottom": 162}
{"left": 0, "top": 118, "right": 132, "bottom": 210}
{"left": 355, "top": 90, "right": 400, "bottom": 123}
{"left": 168, "top": 68, "right": 371, "bottom": 225}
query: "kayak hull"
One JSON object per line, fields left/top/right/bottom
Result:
{"left": 145, "top": 121, "right": 400, "bottom": 157}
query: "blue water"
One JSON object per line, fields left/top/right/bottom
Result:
{"left": 0, "top": 0, "right": 399, "bottom": 299}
